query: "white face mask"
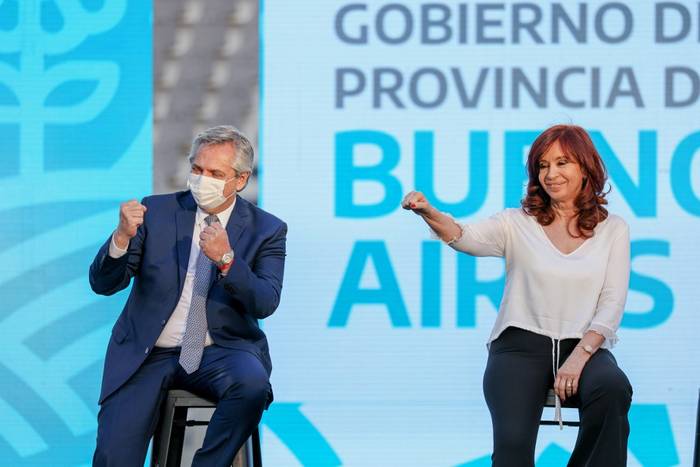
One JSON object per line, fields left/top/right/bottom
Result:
{"left": 187, "top": 173, "right": 235, "bottom": 211}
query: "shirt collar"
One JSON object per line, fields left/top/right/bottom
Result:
{"left": 195, "top": 195, "right": 237, "bottom": 228}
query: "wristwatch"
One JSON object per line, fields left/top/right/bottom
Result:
{"left": 578, "top": 344, "right": 594, "bottom": 355}
{"left": 216, "top": 250, "right": 234, "bottom": 269}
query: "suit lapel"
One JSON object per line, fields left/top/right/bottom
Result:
{"left": 176, "top": 193, "right": 197, "bottom": 296}
{"left": 225, "top": 195, "right": 249, "bottom": 251}
{"left": 205, "top": 196, "right": 249, "bottom": 287}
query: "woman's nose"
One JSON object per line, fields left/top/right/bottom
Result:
{"left": 544, "top": 167, "right": 558, "bottom": 179}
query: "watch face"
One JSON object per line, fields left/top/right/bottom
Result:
{"left": 221, "top": 252, "right": 233, "bottom": 264}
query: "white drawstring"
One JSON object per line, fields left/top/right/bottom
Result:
{"left": 551, "top": 338, "right": 563, "bottom": 430}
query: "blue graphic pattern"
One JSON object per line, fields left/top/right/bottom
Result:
{"left": 263, "top": 403, "right": 342, "bottom": 466}
{"left": 0, "top": 0, "right": 151, "bottom": 463}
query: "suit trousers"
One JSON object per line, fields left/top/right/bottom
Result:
{"left": 483, "top": 327, "right": 632, "bottom": 467}
{"left": 93, "top": 345, "right": 271, "bottom": 467}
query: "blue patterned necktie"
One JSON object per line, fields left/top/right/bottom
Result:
{"left": 179, "top": 214, "right": 219, "bottom": 374}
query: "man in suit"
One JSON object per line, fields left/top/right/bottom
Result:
{"left": 90, "top": 125, "right": 287, "bottom": 466}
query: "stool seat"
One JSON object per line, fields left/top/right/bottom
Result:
{"left": 151, "top": 389, "right": 262, "bottom": 467}
{"left": 544, "top": 388, "right": 578, "bottom": 408}
{"left": 540, "top": 389, "right": 581, "bottom": 427}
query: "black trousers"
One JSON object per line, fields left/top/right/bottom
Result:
{"left": 93, "top": 345, "right": 271, "bottom": 467}
{"left": 483, "top": 327, "right": 632, "bottom": 467}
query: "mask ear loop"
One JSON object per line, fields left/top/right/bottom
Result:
{"left": 223, "top": 173, "right": 240, "bottom": 198}
{"left": 230, "top": 170, "right": 253, "bottom": 192}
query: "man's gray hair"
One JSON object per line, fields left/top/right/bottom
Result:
{"left": 188, "top": 125, "right": 255, "bottom": 173}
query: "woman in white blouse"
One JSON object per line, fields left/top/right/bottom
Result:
{"left": 403, "top": 125, "right": 632, "bottom": 466}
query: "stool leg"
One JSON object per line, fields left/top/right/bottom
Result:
{"left": 237, "top": 429, "right": 260, "bottom": 467}
{"left": 693, "top": 388, "right": 699, "bottom": 467}
{"left": 167, "top": 406, "right": 189, "bottom": 467}
{"left": 153, "top": 396, "right": 176, "bottom": 467}
{"left": 252, "top": 427, "right": 262, "bottom": 467}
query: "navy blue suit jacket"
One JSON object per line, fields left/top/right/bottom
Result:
{"left": 89, "top": 191, "right": 287, "bottom": 404}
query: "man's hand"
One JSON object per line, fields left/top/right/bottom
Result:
{"left": 199, "top": 222, "right": 231, "bottom": 263}
{"left": 114, "top": 200, "right": 147, "bottom": 249}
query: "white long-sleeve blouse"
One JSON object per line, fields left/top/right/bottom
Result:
{"left": 440, "top": 208, "right": 630, "bottom": 348}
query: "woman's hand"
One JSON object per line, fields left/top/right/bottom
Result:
{"left": 401, "top": 190, "right": 462, "bottom": 243}
{"left": 401, "top": 191, "right": 433, "bottom": 216}
{"left": 554, "top": 348, "right": 590, "bottom": 401}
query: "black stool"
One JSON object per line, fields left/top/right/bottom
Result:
{"left": 693, "top": 388, "right": 699, "bottom": 467}
{"left": 540, "top": 389, "right": 581, "bottom": 427}
{"left": 151, "top": 390, "right": 262, "bottom": 467}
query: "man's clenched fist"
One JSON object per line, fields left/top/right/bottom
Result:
{"left": 199, "top": 222, "right": 231, "bottom": 263}
{"left": 114, "top": 200, "right": 147, "bottom": 249}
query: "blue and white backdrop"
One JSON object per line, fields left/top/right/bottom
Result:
{"left": 1, "top": 0, "right": 699, "bottom": 466}
{"left": 262, "top": 1, "right": 699, "bottom": 466}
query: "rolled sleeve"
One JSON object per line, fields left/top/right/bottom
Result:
{"left": 587, "top": 224, "right": 630, "bottom": 347}
{"left": 432, "top": 210, "right": 508, "bottom": 257}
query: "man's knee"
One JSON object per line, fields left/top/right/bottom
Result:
{"left": 94, "top": 435, "right": 147, "bottom": 467}
{"left": 93, "top": 446, "right": 122, "bottom": 467}
{"left": 222, "top": 371, "right": 270, "bottom": 407}
{"left": 93, "top": 391, "right": 161, "bottom": 466}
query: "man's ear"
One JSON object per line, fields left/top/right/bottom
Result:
{"left": 236, "top": 171, "right": 251, "bottom": 192}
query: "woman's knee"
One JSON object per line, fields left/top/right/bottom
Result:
{"left": 582, "top": 363, "right": 632, "bottom": 411}
{"left": 493, "top": 421, "right": 538, "bottom": 458}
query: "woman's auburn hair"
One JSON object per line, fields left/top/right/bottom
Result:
{"left": 521, "top": 124, "right": 609, "bottom": 238}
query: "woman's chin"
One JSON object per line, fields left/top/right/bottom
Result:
{"left": 548, "top": 193, "right": 576, "bottom": 204}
